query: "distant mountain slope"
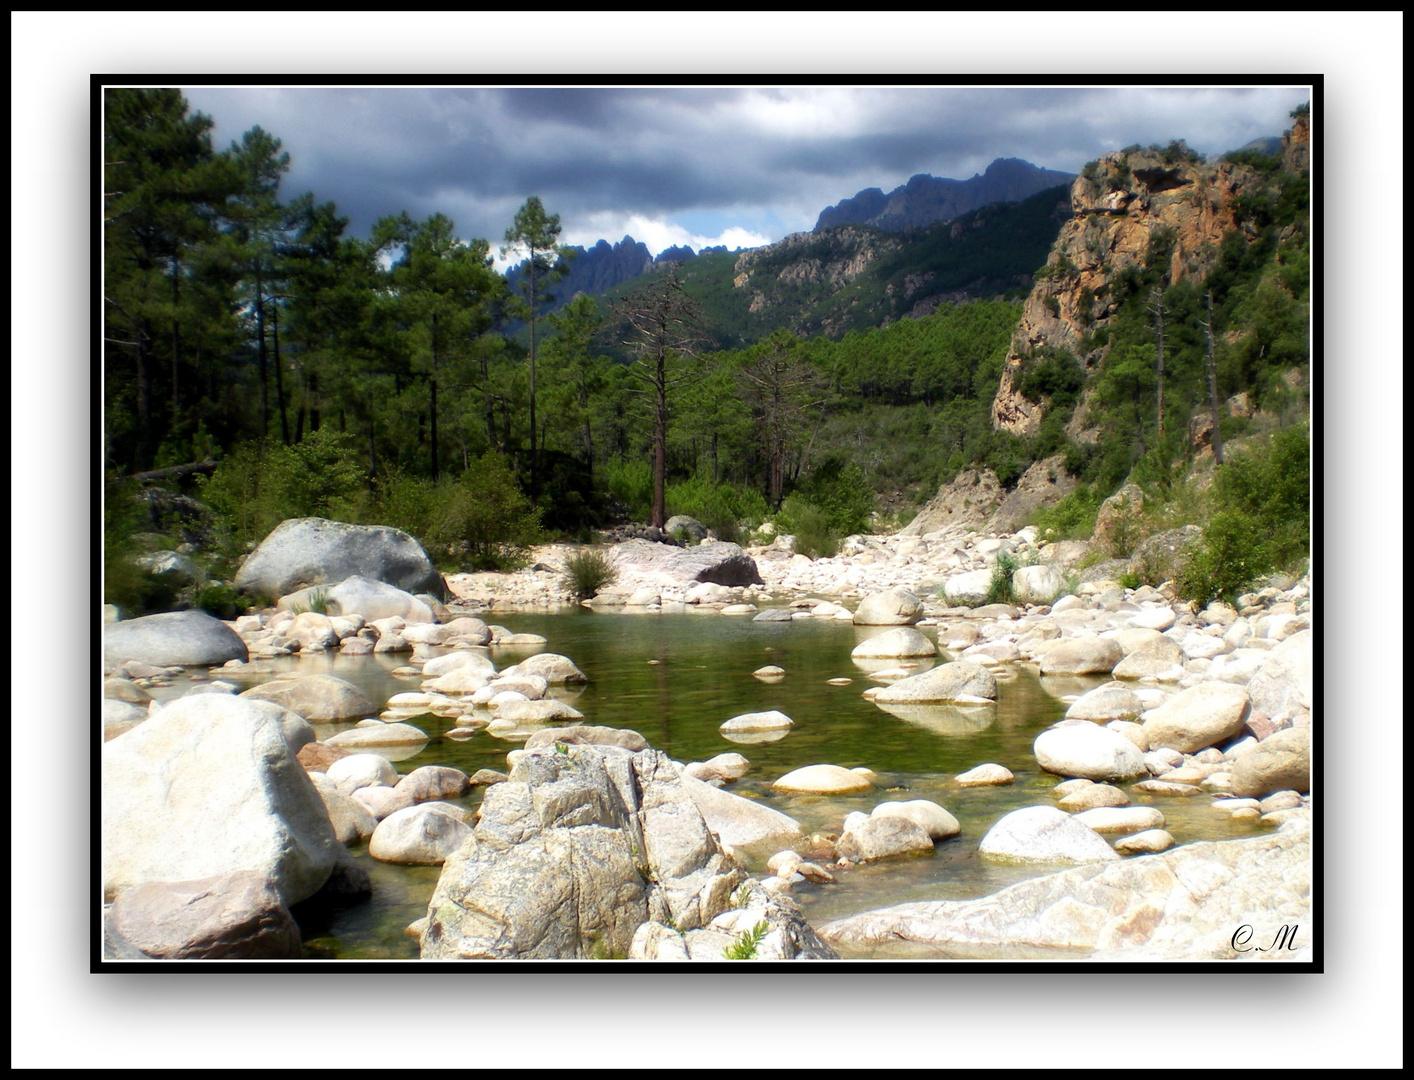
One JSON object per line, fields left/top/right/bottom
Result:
{"left": 594, "top": 184, "right": 1072, "bottom": 350}
{"left": 815, "top": 157, "right": 1076, "bottom": 232}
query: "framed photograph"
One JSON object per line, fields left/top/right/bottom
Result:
{"left": 18, "top": 9, "right": 1396, "bottom": 1069}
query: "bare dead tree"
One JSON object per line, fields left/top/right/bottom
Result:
{"left": 738, "top": 331, "right": 829, "bottom": 507}
{"left": 616, "top": 267, "right": 705, "bottom": 528}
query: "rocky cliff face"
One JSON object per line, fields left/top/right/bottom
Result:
{"left": 990, "top": 149, "right": 1265, "bottom": 437}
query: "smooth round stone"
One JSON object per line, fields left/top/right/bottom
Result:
{"left": 852, "top": 589, "right": 924, "bottom": 626}
{"left": 720, "top": 604, "right": 758, "bottom": 615}
{"left": 324, "top": 722, "right": 429, "bottom": 748}
{"left": 836, "top": 815, "right": 935, "bottom": 861}
{"left": 493, "top": 698, "right": 584, "bottom": 723}
{"left": 1258, "top": 790, "right": 1303, "bottom": 813}
{"left": 851, "top": 627, "right": 938, "bottom": 659}
{"left": 771, "top": 764, "right": 874, "bottom": 795}
{"left": 500, "top": 653, "right": 587, "bottom": 684}
{"left": 368, "top": 804, "right": 472, "bottom": 865}
{"left": 1071, "top": 806, "right": 1165, "bottom": 833}
{"left": 719, "top": 710, "right": 794, "bottom": 734}
{"left": 683, "top": 753, "right": 751, "bottom": 783}
{"left": 326, "top": 753, "right": 399, "bottom": 796}
{"left": 1038, "top": 637, "right": 1123, "bottom": 676}
{"left": 1132, "top": 779, "right": 1205, "bottom": 797}
{"left": 1107, "top": 720, "right": 1148, "bottom": 751}
{"left": 350, "top": 784, "right": 415, "bottom": 820}
{"left": 1113, "top": 829, "right": 1174, "bottom": 854}
{"left": 1230, "top": 727, "right": 1310, "bottom": 797}
{"left": 1130, "top": 606, "right": 1176, "bottom": 631}
{"left": 240, "top": 674, "right": 375, "bottom": 722}
{"left": 1141, "top": 682, "right": 1251, "bottom": 754}
{"left": 1051, "top": 778, "right": 1094, "bottom": 799}
{"left": 1230, "top": 806, "right": 1261, "bottom": 821}
{"left": 979, "top": 806, "right": 1120, "bottom": 864}
{"left": 826, "top": 677, "right": 853, "bottom": 686}
{"left": 871, "top": 799, "right": 959, "bottom": 840}
{"left": 421, "top": 667, "right": 492, "bottom": 695}
{"left": 1034, "top": 720, "right": 1147, "bottom": 782}
{"left": 1065, "top": 685, "right": 1143, "bottom": 722}
{"left": 954, "top": 763, "right": 1014, "bottom": 787}
{"left": 753, "top": 665, "right": 786, "bottom": 679}
{"left": 1057, "top": 783, "right": 1130, "bottom": 812}
{"left": 1113, "top": 636, "right": 1186, "bottom": 680}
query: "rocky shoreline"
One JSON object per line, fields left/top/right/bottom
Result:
{"left": 101, "top": 517, "right": 1313, "bottom": 962}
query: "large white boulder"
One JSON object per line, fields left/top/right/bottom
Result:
{"left": 102, "top": 694, "right": 341, "bottom": 905}
{"left": 234, "top": 517, "right": 445, "bottom": 599}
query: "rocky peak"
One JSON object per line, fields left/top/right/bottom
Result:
{"left": 814, "top": 158, "right": 1075, "bottom": 233}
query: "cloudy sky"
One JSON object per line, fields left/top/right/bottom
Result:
{"left": 180, "top": 84, "right": 1311, "bottom": 266}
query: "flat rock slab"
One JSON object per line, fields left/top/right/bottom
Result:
{"left": 611, "top": 539, "right": 763, "bottom": 587}
{"left": 873, "top": 661, "right": 997, "bottom": 704}
{"left": 234, "top": 517, "right": 445, "bottom": 599}
{"left": 679, "top": 772, "right": 802, "bottom": 855}
{"left": 104, "top": 610, "right": 248, "bottom": 670}
{"left": 819, "top": 824, "right": 1310, "bottom": 959}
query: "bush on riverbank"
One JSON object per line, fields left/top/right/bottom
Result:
{"left": 561, "top": 547, "right": 618, "bottom": 599}
{"left": 1176, "top": 424, "right": 1310, "bottom": 606}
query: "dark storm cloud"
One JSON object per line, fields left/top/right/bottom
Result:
{"left": 181, "top": 84, "right": 1310, "bottom": 256}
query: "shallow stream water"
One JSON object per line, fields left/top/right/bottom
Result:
{"left": 172, "top": 610, "right": 1269, "bottom": 959}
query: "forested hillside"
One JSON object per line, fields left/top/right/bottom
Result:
{"left": 102, "top": 88, "right": 1311, "bottom": 617}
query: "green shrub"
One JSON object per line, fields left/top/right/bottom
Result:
{"left": 1031, "top": 484, "right": 1104, "bottom": 541}
{"left": 104, "top": 475, "right": 178, "bottom": 616}
{"left": 1176, "top": 424, "right": 1309, "bottom": 606}
{"left": 561, "top": 547, "right": 618, "bottom": 600}
{"left": 775, "top": 496, "right": 839, "bottom": 559}
{"left": 604, "top": 458, "right": 653, "bottom": 521}
{"left": 426, "top": 451, "right": 544, "bottom": 571}
{"left": 986, "top": 550, "right": 1019, "bottom": 605}
{"left": 192, "top": 580, "right": 243, "bottom": 620}
{"left": 666, "top": 475, "right": 770, "bottom": 543}
{"left": 722, "top": 920, "right": 771, "bottom": 960}
{"left": 794, "top": 457, "right": 875, "bottom": 536}
{"left": 198, "top": 428, "right": 367, "bottom": 554}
